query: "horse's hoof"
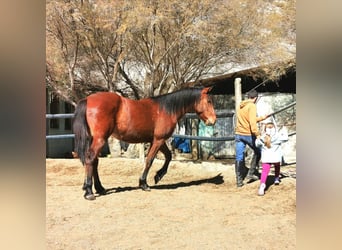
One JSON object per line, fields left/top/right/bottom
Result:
{"left": 141, "top": 185, "right": 151, "bottom": 191}
{"left": 139, "top": 179, "right": 151, "bottom": 191}
{"left": 154, "top": 175, "right": 161, "bottom": 184}
{"left": 139, "top": 183, "right": 151, "bottom": 191}
{"left": 84, "top": 194, "right": 96, "bottom": 200}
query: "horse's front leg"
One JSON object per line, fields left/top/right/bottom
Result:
{"left": 154, "top": 143, "right": 172, "bottom": 184}
{"left": 139, "top": 141, "right": 162, "bottom": 191}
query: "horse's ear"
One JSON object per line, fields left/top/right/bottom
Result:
{"left": 203, "top": 86, "right": 213, "bottom": 94}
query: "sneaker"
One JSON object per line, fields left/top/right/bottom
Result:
{"left": 274, "top": 177, "right": 280, "bottom": 185}
{"left": 258, "top": 183, "right": 266, "bottom": 196}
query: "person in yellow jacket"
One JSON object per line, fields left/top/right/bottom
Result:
{"left": 234, "top": 89, "right": 269, "bottom": 187}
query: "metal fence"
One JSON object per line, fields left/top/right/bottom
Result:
{"left": 46, "top": 101, "right": 296, "bottom": 140}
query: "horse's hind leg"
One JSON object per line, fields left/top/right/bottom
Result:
{"left": 93, "top": 157, "right": 106, "bottom": 195}
{"left": 154, "top": 143, "right": 172, "bottom": 184}
{"left": 83, "top": 148, "right": 96, "bottom": 200}
{"left": 83, "top": 137, "right": 106, "bottom": 200}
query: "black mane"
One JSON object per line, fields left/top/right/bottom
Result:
{"left": 150, "top": 88, "right": 203, "bottom": 114}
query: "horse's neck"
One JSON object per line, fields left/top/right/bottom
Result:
{"left": 176, "top": 105, "right": 195, "bottom": 121}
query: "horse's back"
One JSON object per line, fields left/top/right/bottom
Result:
{"left": 114, "top": 98, "right": 159, "bottom": 142}
{"left": 87, "top": 92, "right": 121, "bottom": 106}
{"left": 85, "top": 92, "right": 157, "bottom": 142}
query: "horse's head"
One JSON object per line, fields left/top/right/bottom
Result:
{"left": 195, "top": 87, "right": 217, "bottom": 126}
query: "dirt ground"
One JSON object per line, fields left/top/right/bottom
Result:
{"left": 46, "top": 155, "right": 296, "bottom": 250}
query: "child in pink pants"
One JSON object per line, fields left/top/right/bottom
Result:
{"left": 255, "top": 121, "right": 288, "bottom": 196}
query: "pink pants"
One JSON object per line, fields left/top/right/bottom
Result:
{"left": 260, "top": 162, "right": 280, "bottom": 184}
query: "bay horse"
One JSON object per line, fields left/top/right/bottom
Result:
{"left": 73, "top": 87, "right": 216, "bottom": 200}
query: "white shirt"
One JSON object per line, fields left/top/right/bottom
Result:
{"left": 255, "top": 128, "right": 288, "bottom": 163}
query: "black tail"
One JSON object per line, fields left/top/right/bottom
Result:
{"left": 73, "top": 99, "right": 91, "bottom": 165}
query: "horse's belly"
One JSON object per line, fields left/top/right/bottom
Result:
{"left": 112, "top": 121, "right": 154, "bottom": 143}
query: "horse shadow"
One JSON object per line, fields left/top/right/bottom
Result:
{"left": 104, "top": 173, "right": 224, "bottom": 195}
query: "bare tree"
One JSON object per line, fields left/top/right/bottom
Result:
{"left": 46, "top": 0, "right": 82, "bottom": 105}
{"left": 46, "top": 0, "right": 296, "bottom": 103}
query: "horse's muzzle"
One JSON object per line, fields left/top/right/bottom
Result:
{"left": 205, "top": 118, "right": 216, "bottom": 126}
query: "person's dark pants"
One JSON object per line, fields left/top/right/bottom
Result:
{"left": 234, "top": 134, "right": 261, "bottom": 186}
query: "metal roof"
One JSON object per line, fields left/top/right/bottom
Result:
{"left": 184, "top": 61, "right": 296, "bottom": 95}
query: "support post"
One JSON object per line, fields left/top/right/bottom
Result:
{"left": 191, "top": 119, "right": 199, "bottom": 160}
{"left": 139, "top": 143, "right": 145, "bottom": 163}
{"left": 234, "top": 78, "right": 242, "bottom": 125}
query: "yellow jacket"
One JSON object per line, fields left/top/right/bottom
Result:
{"left": 235, "top": 99, "right": 265, "bottom": 137}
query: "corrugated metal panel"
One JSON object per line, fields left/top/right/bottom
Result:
{"left": 198, "top": 110, "right": 235, "bottom": 159}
